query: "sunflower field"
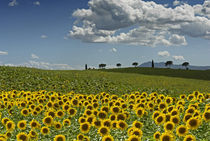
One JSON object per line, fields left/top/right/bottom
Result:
{"left": 0, "top": 90, "right": 209, "bottom": 141}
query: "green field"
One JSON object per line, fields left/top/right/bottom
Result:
{"left": 0, "top": 66, "right": 209, "bottom": 96}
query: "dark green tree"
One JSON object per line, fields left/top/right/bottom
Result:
{"left": 182, "top": 62, "right": 189, "bottom": 70}
{"left": 132, "top": 62, "right": 138, "bottom": 67}
{"left": 165, "top": 61, "right": 173, "bottom": 68}
{"left": 152, "top": 60, "right": 154, "bottom": 68}
{"left": 116, "top": 63, "right": 121, "bottom": 68}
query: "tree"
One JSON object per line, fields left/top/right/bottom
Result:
{"left": 132, "top": 62, "right": 138, "bottom": 67}
{"left": 152, "top": 60, "right": 154, "bottom": 68}
{"left": 99, "top": 63, "right": 106, "bottom": 69}
{"left": 182, "top": 62, "right": 189, "bottom": 70}
{"left": 85, "top": 64, "right": 88, "bottom": 70}
{"left": 165, "top": 61, "right": 173, "bottom": 68}
{"left": 116, "top": 63, "right": 121, "bottom": 68}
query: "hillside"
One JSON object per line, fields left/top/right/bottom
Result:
{"left": 0, "top": 66, "right": 209, "bottom": 96}
{"left": 98, "top": 67, "right": 210, "bottom": 81}
{"left": 139, "top": 61, "right": 210, "bottom": 70}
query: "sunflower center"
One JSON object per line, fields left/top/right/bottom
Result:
{"left": 179, "top": 127, "right": 186, "bottom": 134}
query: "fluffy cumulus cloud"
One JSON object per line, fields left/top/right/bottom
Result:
{"left": 110, "top": 48, "right": 117, "bottom": 53}
{"left": 173, "top": 55, "right": 185, "bottom": 60}
{"left": 8, "top": 0, "right": 18, "bottom": 7}
{"left": 173, "top": 0, "right": 181, "bottom": 6}
{"left": 4, "top": 61, "right": 74, "bottom": 70}
{"left": 41, "top": 35, "right": 48, "bottom": 39}
{"left": 69, "top": 0, "right": 210, "bottom": 47}
{"left": 0, "top": 51, "right": 8, "bottom": 55}
{"left": 33, "top": 1, "right": 40, "bottom": 6}
{"left": 31, "top": 54, "right": 39, "bottom": 59}
{"left": 158, "top": 51, "right": 170, "bottom": 57}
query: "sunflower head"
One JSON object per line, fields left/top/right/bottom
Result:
{"left": 132, "top": 121, "right": 143, "bottom": 129}
{"left": 127, "top": 135, "right": 141, "bottom": 141}
{"left": 16, "top": 132, "right": 28, "bottom": 141}
{"left": 6, "top": 121, "right": 15, "bottom": 131}
{"left": 186, "top": 117, "right": 201, "bottom": 130}
{"left": 160, "top": 132, "right": 174, "bottom": 141}
{"left": 117, "top": 120, "right": 128, "bottom": 130}
{"left": 80, "top": 122, "right": 91, "bottom": 134}
{"left": 102, "top": 135, "right": 114, "bottom": 141}
{"left": 176, "top": 125, "right": 188, "bottom": 137}
{"left": 183, "top": 134, "right": 196, "bottom": 141}
{"left": 63, "top": 119, "right": 71, "bottom": 126}
{"left": 53, "top": 135, "right": 66, "bottom": 141}
{"left": 54, "top": 121, "right": 62, "bottom": 130}
{"left": 164, "top": 121, "right": 175, "bottom": 132}
{"left": 41, "top": 126, "right": 50, "bottom": 135}
{"left": 17, "top": 120, "right": 27, "bottom": 130}
{"left": 154, "top": 131, "right": 161, "bottom": 140}
{"left": 202, "top": 110, "right": 210, "bottom": 122}
{"left": 155, "top": 114, "right": 165, "bottom": 125}
{"left": 43, "top": 116, "right": 53, "bottom": 126}
{"left": 98, "top": 126, "right": 110, "bottom": 136}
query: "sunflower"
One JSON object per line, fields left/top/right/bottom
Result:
{"left": 77, "top": 133, "right": 84, "bottom": 140}
{"left": 41, "top": 126, "right": 50, "bottom": 135}
{"left": 170, "top": 109, "right": 179, "bottom": 116}
{"left": 111, "top": 121, "right": 118, "bottom": 129}
{"left": 117, "top": 113, "right": 126, "bottom": 121}
{"left": 6, "top": 121, "right": 15, "bottom": 131}
{"left": 160, "top": 132, "right": 173, "bottom": 141}
{"left": 117, "top": 120, "right": 128, "bottom": 130}
{"left": 98, "top": 111, "right": 107, "bottom": 120}
{"left": 186, "top": 107, "right": 195, "bottom": 115}
{"left": 101, "top": 135, "right": 114, "bottom": 141}
{"left": 80, "top": 122, "right": 91, "bottom": 134}
{"left": 155, "top": 114, "right": 165, "bottom": 125}
{"left": 183, "top": 114, "right": 193, "bottom": 123}
{"left": 164, "top": 121, "right": 175, "bottom": 132}
{"left": 176, "top": 125, "right": 188, "bottom": 137}
{"left": 29, "top": 130, "right": 38, "bottom": 139}
{"left": 79, "top": 117, "right": 86, "bottom": 124}
{"left": 111, "top": 106, "right": 120, "bottom": 114}
{"left": 53, "top": 135, "right": 66, "bottom": 141}
{"left": 5, "top": 131, "right": 12, "bottom": 139}
{"left": 109, "top": 114, "right": 116, "bottom": 121}
{"left": 68, "top": 108, "right": 77, "bottom": 116}
{"left": 202, "top": 110, "right": 210, "bottom": 122}
{"left": 127, "top": 135, "right": 141, "bottom": 141}
{"left": 54, "top": 121, "right": 62, "bottom": 130}
{"left": 56, "top": 110, "right": 65, "bottom": 118}
{"left": 17, "top": 120, "right": 27, "bottom": 130}
{"left": 132, "top": 121, "right": 143, "bottom": 129}
{"left": 103, "top": 119, "right": 112, "bottom": 128}
{"left": 131, "top": 128, "right": 143, "bottom": 137}
{"left": 186, "top": 117, "right": 201, "bottom": 130}
{"left": 21, "top": 108, "right": 29, "bottom": 116}
{"left": 158, "top": 102, "right": 167, "bottom": 111}
{"left": 154, "top": 131, "right": 161, "bottom": 140}
{"left": 30, "top": 119, "right": 40, "bottom": 129}
{"left": 136, "top": 107, "right": 145, "bottom": 118}
{"left": 183, "top": 134, "right": 196, "bottom": 141}
{"left": 152, "top": 111, "right": 161, "bottom": 120}
{"left": 63, "top": 119, "right": 71, "bottom": 126}
{"left": 101, "top": 106, "right": 109, "bottom": 113}
{"left": 16, "top": 132, "right": 28, "bottom": 141}
{"left": 98, "top": 126, "right": 110, "bottom": 136}
{"left": 43, "top": 116, "right": 53, "bottom": 126}
{"left": 47, "top": 110, "right": 56, "bottom": 119}
{"left": 1, "top": 117, "right": 10, "bottom": 126}
{"left": 93, "top": 119, "right": 101, "bottom": 128}
{"left": 171, "top": 115, "right": 180, "bottom": 125}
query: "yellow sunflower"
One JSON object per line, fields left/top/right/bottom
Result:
{"left": 153, "top": 131, "right": 161, "bottom": 140}
{"left": 53, "top": 135, "right": 66, "bottom": 141}
{"left": 102, "top": 135, "right": 114, "bottom": 141}
{"left": 98, "top": 126, "right": 110, "bottom": 136}
{"left": 16, "top": 132, "right": 29, "bottom": 141}
{"left": 17, "top": 120, "right": 27, "bottom": 130}
{"left": 176, "top": 125, "right": 188, "bottom": 137}
{"left": 80, "top": 122, "right": 91, "bottom": 134}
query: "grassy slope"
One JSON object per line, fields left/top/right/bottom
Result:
{"left": 0, "top": 66, "right": 209, "bottom": 96}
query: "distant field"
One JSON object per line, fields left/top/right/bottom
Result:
{"left": 0, "top": 66, "right": 209, "bottom": 96}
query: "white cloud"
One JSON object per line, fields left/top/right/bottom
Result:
{"left": 8, "top": 0, "right": 18, "bottom": 7}
{"left": 173, "top": 55, "right": 185, "bottom": 60}
{"left": 158, "top": 51, "right": 170, "bottom": 57}
{"left": 69, "top": 0, "right": 210, "bottom": 47}
{"left": 33, "top": 1, "right": 40, "bottom": 6}
{"left": 4, "top": 61, "right": 74, "bottom": 70}
{"left": 41, "top": 35, "right": 48, "bottom": 39}
{"left": 0, "top": 51, "right": 8, "bottom": 55}
{"left": 173, "top": 0, "right": 181, "bottom": 6}
{"left": 110, "top": 48, "right": 117, "bottom": 53}
{"left": 194, "top": 0, "right": 210, "bottom": 18}
{"left": 31, "top": 54, "right": 39, "bottom": 59}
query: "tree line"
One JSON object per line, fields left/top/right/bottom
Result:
{"left": 86, "top": 61, "right": 190, "bottom": 70}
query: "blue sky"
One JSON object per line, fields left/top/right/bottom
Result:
{"left": 0, "top": 0, "right": 209, "bottom": 69}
